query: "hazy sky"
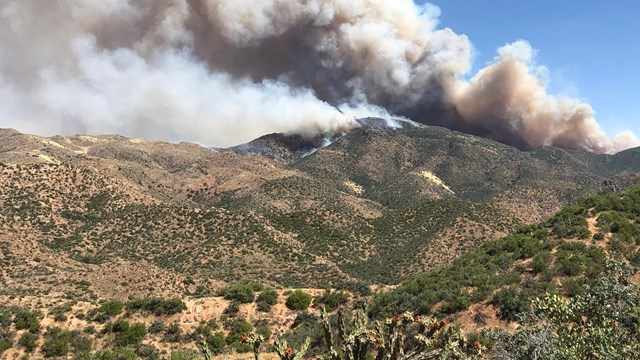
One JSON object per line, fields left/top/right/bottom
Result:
{"left": 428, "top": 0, "right": 640, "bottom": 137}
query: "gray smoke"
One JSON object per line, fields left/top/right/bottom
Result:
{"left": 0, "top": 0, "right": 636, "bottom": 152}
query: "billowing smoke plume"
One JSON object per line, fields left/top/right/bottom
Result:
{"left": 0, "top": 0, "right": 636, "bottom": 152}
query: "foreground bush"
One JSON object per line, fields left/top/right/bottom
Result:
{"left": 495, "top": 260, "right": 640, "bottom": 359}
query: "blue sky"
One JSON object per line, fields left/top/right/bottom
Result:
{"left": 424, "top": 0, "right": 640, "bottom": 137}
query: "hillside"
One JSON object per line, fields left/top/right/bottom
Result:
{"left": 2, "top": 122, "right": 640, "bottom": 302}
{"left": 1, "top": 181, "right": 638, "bottom": 359}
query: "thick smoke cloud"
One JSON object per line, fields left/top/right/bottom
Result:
{"left": 0, "top": 0, "right": 636, "bottom": 152}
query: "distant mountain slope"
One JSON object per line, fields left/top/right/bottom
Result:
{"left": 1, "top": 121, "right": 639, "bottom": 300}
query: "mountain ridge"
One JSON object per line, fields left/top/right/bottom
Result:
{"left": 1, "top": 121, "right": 639, "bottom": 298}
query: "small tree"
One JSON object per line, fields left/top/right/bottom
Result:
{"left": 286, "top": 290, "right": 312, "bottom": 310}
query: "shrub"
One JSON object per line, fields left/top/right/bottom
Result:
{"left": 225, "top": 319, "right": 252, "bottom": 347}
{"left": 14, "top": 309, "right": 41, "bottom": 333}
{"left": 217, "top": 284, "right": 256, "bottom": 304}
{"left": 169, "top": 349, "right": 201, "bottom": 360}
{"left": 193, "top": 285, "right": 212, "bottom": 298}
{"left": 223, "top": 301, "right": 240, "bottom": 316}
{"left": 163, "top": 322, "right": 182, "bottom": 343}
{"left": 491, "top": 288, "right": 529, "bottom": 322}
{"left": 499, "top": 260, "right": 640, "bottom": 358}
{"left": 256, "top": 324, "right": 272, "bottom": 340}
{"left": 76, "top": 348, "right": 137, "bottom": 360}
{"left": 50, "top": 302, "right": 74, "bottom": 322}
{"left": 256, "top": 289, "right": 278, "bottom": 312}
{"left": 97, "top": 300, "right": 124, "bottom": 318}
{"left": 111, "top": 319, "right": 130, "bottom": 333}
{"left": 286, "top": 290, "right": 312, "bottom": 310}
{"left": 531, "top": 252, "right": 552, "bottom": 274}
{"left": 441, "top": 295, "right": 471, "bottom": 314}
{"left": 18, "top": 331, "right": 38, "bottom": 352}
{"left": 0, "top": 330, "right": 13, "bottom": 355}
{"left": 115, "top": 323, "right": 146, "bottom": 346}
{"left": 126, "top": 297, "right": 186, "bottom": 316}
{"left": 148, "top": 320, "right": 166, "bottom": 334}
{"left": 135, "top": 344, "right": 159, "bottom": 359}
{"left": 315, "top": 290, "right": 349, "bottom": 311}
{"left": 42, "top": 327, "right": 70, "bottom": 358}
{"left": 204, "top": 332, "right": 226, "bottom": 354}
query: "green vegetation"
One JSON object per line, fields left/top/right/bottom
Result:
{"left": 42, "top": 327, "right": 92, "bottom": 358}
{"left": 2, "top": 127, "right": 640, "bottom": 359}
{"left": 125, "top": 297, "right": 186, "bottom": 316}
{"left": 217, "top": 282, "right": 263, "bottom": 304}
{"left": 495, "top": 260, "right": 640, "bottom": 359}
{"left": 14, "top": 309, "right": 41, "bottom": 333}
{"left": 224, "top": 319, "right": 253, "bottom": 353}
{"left": 286, "top": 290, "right": 312, "bottom": 310}
{"left": 314, "top": 290, "right": 349, "bottom": 311}
{"left": 18, "top": 331, "right": 39, "bottom": 353}
{"left": 0, "top": 329, "right": 13, "bottom": 356}
{"left": 112, "top": 321, "right": 146, "bottom": 346}
{"left": 90, "top": 300, "right": 123, "bottom": 322}
{"left": 50, "top": 302, "right": 74, "bottom": 322}
{"left": 256, "top": 288, "right": 278, "bottom": 312}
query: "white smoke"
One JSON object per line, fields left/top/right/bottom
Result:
{"left": 0, "top": 0, "right": 636, "bottom": 153}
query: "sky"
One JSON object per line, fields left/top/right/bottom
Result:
{"left": 428, "top": 0, "right": 640, "bottom": 137}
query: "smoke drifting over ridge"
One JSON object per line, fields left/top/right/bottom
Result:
{"left": 0, "top": 0, "right": 637, "bottom": 152}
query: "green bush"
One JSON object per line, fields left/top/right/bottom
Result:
{"left": 225, "top": 319, "right": 252, "bottom": 347}
{"left": 286, "top": 290, "right": 312, "bottom": 310}
{"left": 97, "top": 300, "right": 124, "bottom": 318}
{"left": 135, "top": 344, "right": 159, "bottom": 359}
{"left": 14, "top": 309, "right": 41, "bottom": 333}
{"left": 169, "top": 349, "right": 201, "bottom": 360}
{"left": 223, "top": 301, "right": 240, "bottom": 315}
{"left": 163, "top": 322, "right": 182, "bottom": 343}
{"left": 500, "top": 260, "right": 640, "bottom": 358}
{"left": 217, "top": 283, "right": 256, "bottom": 304}
{"left": 42, "top": 327, "right": 70, "bottom": 358}
{"left": 256, "top": 289, "right": 278, "bottom": 312}
{"left": 0, "top": 330, "right": 14, "bottom": 355}
{"left": 50, "top": 302, "right": 74, "bottom": 322}
{"left": 491, "top": 288, "right": 529, "bottom": 322}
{"left": 205, "top": 332, "right": 226, "bottom": 354}
{"left": 126, "top": 297, "right": 186, "bottom": 316}
{"left": 115, "top": 322, "right": 146, "bottom": 346}
{"left": 256, "top": 324, "right": 272, "bottom": 340}
{"left": 531, "top": 252, "right": 552, "bottom": 274}
{"left": 111, "top": 319, "right": 130, "bottom": 333}
{"left": 42, "top": 327, "right": 93, "bottom": 358}
{"left": 18, "top": 331, "right": 38, "bottom": 352}
{"left": 441, "top": 295, "right": 471, "bottom": 314}
{"left": 315, "top": 290, "right": 349, "bottom": 311}
{"left": 148, "top": 320, "right": 165, "bottom": 334}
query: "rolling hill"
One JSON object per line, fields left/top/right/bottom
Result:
{"left": 1, "top": 122, "right": 640, "bottom": 301}
{"left": 1, "top": 121, "right": 640, "bottom": 359}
